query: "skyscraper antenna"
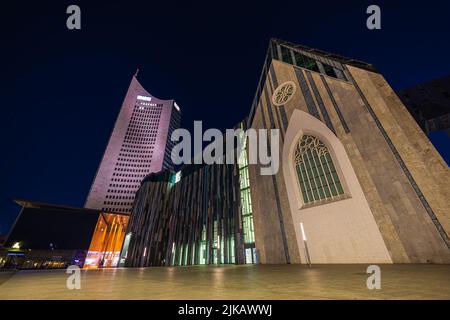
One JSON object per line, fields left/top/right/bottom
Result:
{"left": 134, "top": 68, "right": 139, "bottom": 77}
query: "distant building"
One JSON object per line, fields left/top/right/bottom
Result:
{"left": 85, "top": 75, "right": 181, "bottom": 214}
{"left": 121, "top": 39, "right": 450, "bottom": 266}
{"left": 398, "top": 75, "right": 450, "bottom": 134}
{"left": 1, "top": 200, "right": 129, "bottom": 270}
{"left": 397, "top": 75, "right": 450, "bottom": 165}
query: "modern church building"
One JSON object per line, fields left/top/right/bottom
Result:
{"left": 122, "top": 39, "right": 450, "bottom": 266}
{"left": 85, "top": 74, "right": 181, "bottom": 214}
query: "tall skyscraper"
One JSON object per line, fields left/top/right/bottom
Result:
{"left": 85, "top": 74, "right": 181, "bottom": 214}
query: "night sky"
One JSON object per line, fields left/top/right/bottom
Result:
{"left": 2, "top": 1, "right": 450, "bottom": 234}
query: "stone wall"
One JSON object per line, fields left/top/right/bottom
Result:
{"left": 249, "top": 58, "right": 450, "bottom": 264}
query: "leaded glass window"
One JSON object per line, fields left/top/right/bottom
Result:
{"left": 294, "top": 135, "right": 344, "bottom": 204}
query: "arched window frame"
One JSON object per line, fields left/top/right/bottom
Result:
{"left": 293, "top": 134, "right": 348, "bottom": 207}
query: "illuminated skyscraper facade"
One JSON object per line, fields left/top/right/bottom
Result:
{"left": 85, "top": 75, "right": 181, "bottom": 214}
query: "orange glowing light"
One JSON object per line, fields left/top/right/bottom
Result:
{"left": 84, "top": 212, "right": 129, "bottom": 269}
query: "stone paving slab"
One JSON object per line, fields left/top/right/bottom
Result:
{"left": 0, "top": 264, "right": 449, "bottom": 300}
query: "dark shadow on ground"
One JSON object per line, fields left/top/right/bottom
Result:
{"left": 0, "top": 270, "right": 17, "bottom": 286}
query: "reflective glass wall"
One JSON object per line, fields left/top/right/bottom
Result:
{"left": 84, "top": 212, "right": 130, "bottom": 269}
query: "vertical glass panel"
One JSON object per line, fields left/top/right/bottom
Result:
{"left": 252, "top": 248, "right": 258, "bottom": 264}
{"left": 294, "top": 51, "right": 305, "bottom": 67}
{"left": 280, "top": 45, "right": 293, "bottom": 64}
{"left": 245, "top": 248, "right": 253, "bottom": 264}
{"left": 238, "top": 134, "right": 256, "bottom": 264}
{"left": 200, "top": 241, "right": 206, "bottom": 265}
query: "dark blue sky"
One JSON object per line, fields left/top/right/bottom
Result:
{"left": 2, "top": 1, "right": 450, "bottom": 234}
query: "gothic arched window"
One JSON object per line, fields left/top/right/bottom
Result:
{"left": 294, "top": 135, "right": 344, "bottom": 204}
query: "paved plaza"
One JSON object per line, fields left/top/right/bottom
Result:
{"left": 0, "top": 264, "right": 449, "bottom": 299}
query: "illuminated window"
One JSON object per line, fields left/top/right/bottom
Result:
{"left": 294, "top": 135, "right": 344, "bottom": 204}
{"left": 136, "top": 95, "right": 151, "bottom": 101}
{"left": 238, "top": 129, "right": 256, "bottom": 248}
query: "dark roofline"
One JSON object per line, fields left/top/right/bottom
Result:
{"left": 14, "top": 199, "right": 100, "bottom": 213}
{"left": 13, "top": 199, "right": 130, "bottom": 217}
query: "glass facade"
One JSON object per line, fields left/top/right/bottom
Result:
{"left": 292, "top": 49, "right": 320, "bottom": 73}
{"left": 275, "top": 42, "right": 349, "bottom": 81}
{"left": 84, "top": 212, "right": 130, "bottom": 269}
{"left": 238, "top": 129, "right": 257, "bottom": 264}
{"left": 280, "top": 45, "right": 293, "bottom": 65}
{"left": 294, "top": 135, "right": 344, "bottom": 204}
{"left": 118, "top": 232, "right": 132, "bottom": 267}
{"left": 123, "top": 122, "right": 258, "bottom": 267}
{"left": 125, "top": 164, "right": 243, "bottom": 267}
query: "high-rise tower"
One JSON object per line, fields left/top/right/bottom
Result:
{"left": 85, "top": 75, "right": 181, "bottom": 213}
